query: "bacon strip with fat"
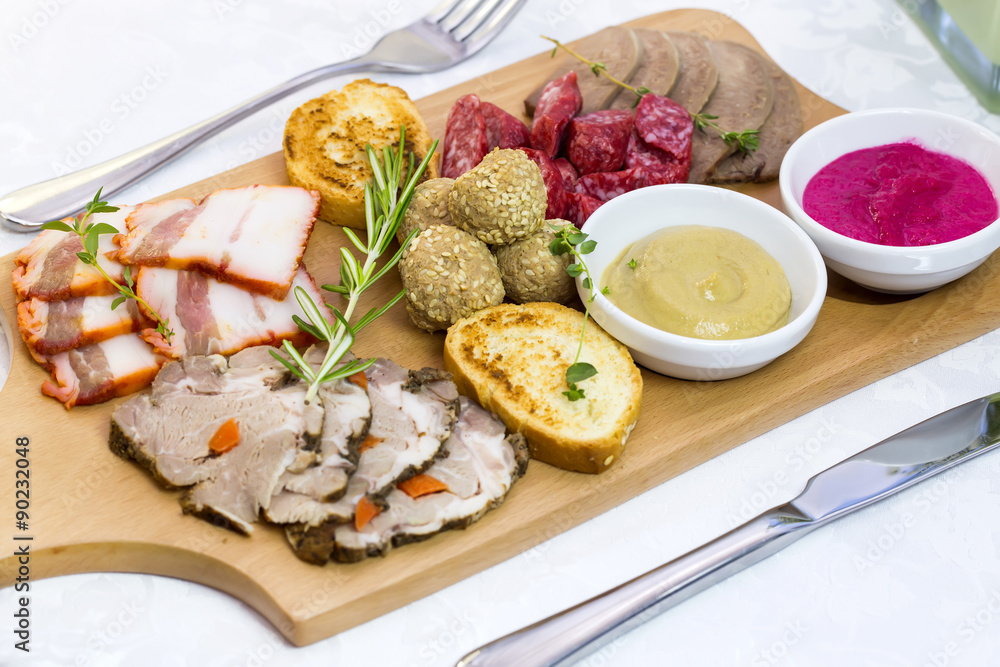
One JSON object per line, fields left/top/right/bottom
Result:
{"left": 37, "top": 333, "right": 166, "bottom": 409}
{"left": 12, "top": 207, "right": 134, "bottom": 301}
{"left": 135, "top": 263, "right": 329, "bottom": 359}
{"left": 114, "top": 185, "right": 319, "bottom": 300}
{"left": 17, "top": 295, "right": 147, "bottom": 358}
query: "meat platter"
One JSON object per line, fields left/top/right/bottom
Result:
{"left": 3, "top": 9, "right": 1000, "bottom": 647}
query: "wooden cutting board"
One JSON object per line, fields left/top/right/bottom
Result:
{"left": 2, "top": 9, "right": 999, "bottom": 647}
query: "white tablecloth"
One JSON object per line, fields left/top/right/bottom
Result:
{"left": 2, "top": 1, "right": 999, "bottom": 665}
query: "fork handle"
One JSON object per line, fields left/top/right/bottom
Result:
{"left": 0, "top": 59, "right": 382, "bottom": 232}
{"left": 456, "top": 509, "right": 815, "bottom": 667}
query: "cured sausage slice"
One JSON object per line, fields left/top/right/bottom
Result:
{"left": 564, "top": 192, "right": 604, "bottom": 228}
{"left": 482, "top": 101, "right": 530, "bottom": 151}
{"left": 441, "top": 94, "right": 489, "bottom": 179}
{"left": 566, "top": 109, "right": 633, "bottom": 175}
{"left": 518, "top": 148, "right": 569, "bottom": 221}
{"left": 553, "top": 157, "right": 579, "bottom": 191}
{"left": 529, "top": 71, "right": 582, "bottom": 157}
{"left": 632, "top": 94, "right": 693, "bottom": 165}
{"left": 575, "top": 168, "right": 645, "bottom": 203}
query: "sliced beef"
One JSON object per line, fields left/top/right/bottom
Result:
{"left": 687, "top": 41, "right": 774, "bottom": 184}
{"left": 330, "top": 397, "right": 530, "bottom": 563}
{"left": 711, "top": 58, "right": 803, "bottom": 184}
{"left": 274, "top": 360, "right": 460, "bottom": 560}
{"left": 525, "top": 26, "right": 644, "bottom": 116}
{"left": 664, "top": 31, "right": 719, "bottom": 115}
{"left": 609, "top": 29, "right": 680, "bottom": 110}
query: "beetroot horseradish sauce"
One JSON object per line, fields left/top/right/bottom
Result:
{"left": 802, "top": 142, "right": 998, "bottom": 246}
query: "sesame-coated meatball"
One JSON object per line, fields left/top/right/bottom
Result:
{"left": 495, "top": 221, "right": 576, "bottom": 304}
{"left": 448, "top": 149, "right": 546, "bottom": 246}
{"left": 399, "top": 224, "right": 505, "bottom": 332}
{"left": 395, "top": 177, "right": 455, "bottom": 245}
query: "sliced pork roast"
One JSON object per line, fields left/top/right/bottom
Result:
{"left": 110, "top": 346, "right": 321, "bottom": 534}
{"left": 329, "top": 397, "right": 528, "bottom": 563}
{"left": 268, "top": 358, "right": 459, "bottom": 534}
{"left": 271, "top": 347, "right": 371, "bottom": 504}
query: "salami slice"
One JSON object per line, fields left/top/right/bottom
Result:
{"left": 574, "top": 168, "right": 645, "bottom": 203}
{"left": 529, "top": 71, "right": 582, "bottom": 157}
{"left": 482, "top": 102, "right": 530, "bottom": 150}
{"left": 519, "top": 148, "right": 569, "bottom": 221}
{"left": 553, "top": 157, "right": 579, "bottom": 191}
{"left": 564, "top": 192, "right": 604, "bottom": 228}
{"left": 632, "top": 94, "right": 693, "bottom": 164}
{"left": 566, "top": 109, "right": 634, "bottom": 175}
{"left": 441, "top": 94, "right": 489, "bottom": 179}
{"left": 624, "top": 95, "right": 692, "bottom": 184}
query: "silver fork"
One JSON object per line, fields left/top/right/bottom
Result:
{"left": 0, "top": 0, "right": 525, "bottom": 232}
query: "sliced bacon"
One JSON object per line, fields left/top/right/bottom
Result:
{"left": 12, "top": 207, "right": 133, "bottom": 301}
{"left": 115, "top": 185, "right": 319, "bottom": 300}
{"left": 37, "top": 334, "right": 165, "bottom": 409}
{"left": 17, "top": 295, "right": 146, "bottom": 358}
{"left": 135, "top": 263, "right": 328, "bottom": 359}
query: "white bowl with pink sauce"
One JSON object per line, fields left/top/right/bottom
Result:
{"left": 779, "top": 107, "right": 1000, "bottom": 294}
{"left": 579, "top": 184, "right": 827, "bottom": 381}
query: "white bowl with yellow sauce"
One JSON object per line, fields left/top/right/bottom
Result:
{"left": 579, "top": 184, "right": 827, "bottom": 380}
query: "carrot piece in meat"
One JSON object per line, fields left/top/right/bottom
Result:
{"left": 357, "top": 433, "right": 383, "bottom": 453}
{"left": 397, "top": 474, "right": 449, "bottom": 499}
{"left": 348, "top": 371, "right": 368, "bottom": 391}
{"left": 355, "top": 496, "right": 381, "bottom": 531}
{"left": 209, "top": 418, "right": 240, "bottom": 454}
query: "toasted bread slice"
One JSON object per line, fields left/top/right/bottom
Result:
{"left": 283, "top": 79, "right": 439, "bottom": 229}
{"left": 443, "top": 302, "right": 643, "bottom": 474}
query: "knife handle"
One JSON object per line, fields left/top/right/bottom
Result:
{"left": 457, "top": 507, "right": 814, "bottom": 667}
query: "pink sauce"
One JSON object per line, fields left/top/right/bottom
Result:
{"left": 802, "top": 142, "right": 998, "bottom": 246}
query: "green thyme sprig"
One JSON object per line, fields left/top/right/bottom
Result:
{"left": 271, "top": 127, "right": 437, "bottom": 403}
{"left": 542, "top": 35, "right": 760, "bottom": 153}
{"left": 691, "top": 113, "right": 760, "bottom": 153}
{"left": 550, "top": 224, "right": 600, "bottom": 401}
{"left": 41, "top": 188, "right": 174, "bottom": 343}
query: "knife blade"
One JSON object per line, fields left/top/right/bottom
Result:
{"left": 457, "top": 392, "right": 1000, "bottom": 667}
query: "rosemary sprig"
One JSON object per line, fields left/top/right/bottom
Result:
{"left": 550, "top": 224, "right": 599, "bottom": 401}
{"left": 40, "top": 188, "right": 174, "bottom": 343}
{"left": 271, "top": 127, "right": 438, "bottom": 403}
{"left": 542, "top": 35, "right": 760, "bottom": 153}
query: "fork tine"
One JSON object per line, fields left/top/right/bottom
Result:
{"left": 437, "top": 0, "right": 488, "bottom": 32}
{"left": 450, "top": 0, "right": 506, "bottom": 41}
{"left": 456, "top": 0, "right": 526, "bottom": 46}
{"left": 426, "top": 0, "right": 466, "bottom": 23}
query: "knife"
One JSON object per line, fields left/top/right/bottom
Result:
{"left": 456, "top": 392, "right": 1000, "bottom": 667}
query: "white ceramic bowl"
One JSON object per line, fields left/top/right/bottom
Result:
{"left": 779, "top": 108, "right": 1000, "bottom": 294}
{"left": 578, "top": 184, "right": 827, "bottom": 381}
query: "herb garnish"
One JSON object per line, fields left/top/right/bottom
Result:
{"left": 271, "top": 127, "right": 438, "bottom": 403}
{"left": 41, "top": 188, "right": 175, "bottom": 343}
{"left": 542, "top": 36, "right": 760, "bottom": 154}
{"left": 550, "top": 224, "right": 599, "bottom": 401}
